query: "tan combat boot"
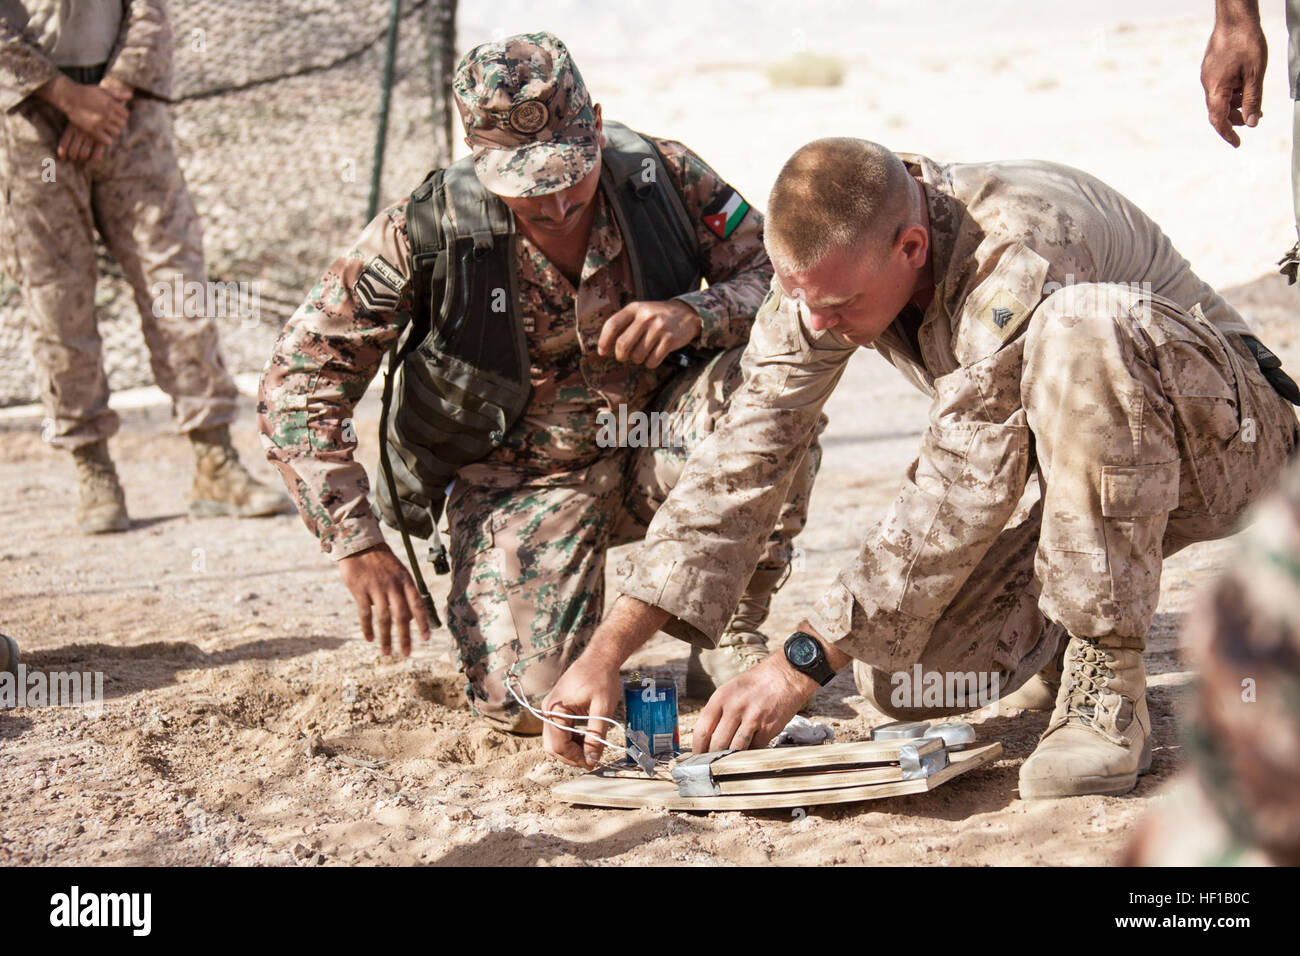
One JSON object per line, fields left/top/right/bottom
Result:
{"left": 1, "top": 633, "right": 19, "bottom": 679}
{"left": 71, "top": 440, "right": 130, "bottom": 534}
{"left": 686, "top": 565, "right": 809, "bottom": 705}
{"left": 1001, "top": 632, "right": 1067, "bottom": 712}
{"left": 189, "top": 424, "right": 290, "bottom": 518}
{"left": 1018, "top": 635, "right": 1152, "bottom": 799}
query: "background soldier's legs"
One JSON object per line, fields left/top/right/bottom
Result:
{"left": 92, "top": 98, "right": 239, "bottom": 434}
{"left": 0, "top": 101, "right": 115, "bottom": 448}
{"left": 444, "top": 456, "right": 625, "bottom": 732}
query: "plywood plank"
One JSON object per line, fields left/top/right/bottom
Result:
{"left": 553, "top": 742, "right": 1003, "bottom": 810}
{"left": 716, "top": 762, "right": 905, "bottom": 794}
{"left": 706, "top": 735, "right": 944, "bottom": 777}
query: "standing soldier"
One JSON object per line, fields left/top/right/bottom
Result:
{"left": 0, "top": 0, "right": 287, "bottom": 533}
{"left": 544, "top": 138, "right": 1300, "bottom": 801}
{"left": 259, "top": 32, "right": 823, "bottom": 733}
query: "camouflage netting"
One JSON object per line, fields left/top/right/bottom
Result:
{"left": 0, "top": 0, "right": 457, "bottom": 406}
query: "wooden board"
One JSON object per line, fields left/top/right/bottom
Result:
{"left": 553, "top": 742, "right": 1003, "bottom": 811}
{"left": 716, "top": 762, "right": 905, "bottom": 795}
{"left": 706, "top": 735, "right": 944, "bottom": 777}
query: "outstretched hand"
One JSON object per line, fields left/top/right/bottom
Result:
{"left": 337, "top": 543, "right": 432, "bottom": 657}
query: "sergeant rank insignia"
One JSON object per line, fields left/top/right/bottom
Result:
{"left": 354, "top": 255, "right": 407, "bottom": 314}
{"left": 702, "top": 186, "right": 750, "bottom": 239}
{"left": 976, "top": 289, "right": 1031, "bottom": 342}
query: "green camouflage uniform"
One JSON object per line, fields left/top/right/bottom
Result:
{"left": 258, "top": 33, "right": 821, "bottom": 729}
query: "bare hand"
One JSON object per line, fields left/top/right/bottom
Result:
{"left": 38, "top": 75, "right": 130, "bottom": 146}
{"left": 337, "top": 544, "right": 431, "bottom": 657}
{"left": 541, "top": 651, "right": 623, "bottom": 768}
{"left": 597, "top": 299, "right": 702, "bottom": 368}
{"left": 99, "top": 75, "right": 135, "bottom": 104}
{"left": 1202, "top": 11, "right": 1268, "bottom": 147}
{"left": 692, "top": 652, "right": 817, "bottom": 754}
{"left": 57, "top": 124, "right": 105, "bottom": 164}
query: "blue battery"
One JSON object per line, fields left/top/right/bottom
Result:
{"left": 624, "top": 676, "right": 680, "bottom": 758}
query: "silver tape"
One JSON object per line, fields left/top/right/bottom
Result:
{"left": 869, "top": 720, "right": 931, "bottom": 741}
{"left": 899, "top": 741, "right": 950, "bottom": 780}
{"left": 922, "top": 722, "right": 976, "bottom": 750}
{"left": 671, "top": 750, "right": 736, "bottom": 797}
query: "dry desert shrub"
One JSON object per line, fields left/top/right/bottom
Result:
{"left": 766, "top": 52, "right": 845, "bottom": 88}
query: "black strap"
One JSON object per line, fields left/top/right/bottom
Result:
{"left": 58, "top": 63, "right": 108, "bottom": 85}
{"left": 377, "top": 339, "right": 442, "bottom": 626}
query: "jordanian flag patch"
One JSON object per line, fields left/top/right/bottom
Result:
{"left": 702, "top": 187, "right": 750, "bottom": 239}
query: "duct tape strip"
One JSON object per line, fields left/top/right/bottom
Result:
{"left": 899, "top": 741, "right": 950, "bottom": 780}
{"left": 671, "top": 750, "right": 737, "bottom": 797}
{"left": 922, "top": 722, "right": 976, "bottom": 751}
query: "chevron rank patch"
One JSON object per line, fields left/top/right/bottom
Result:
{"left": 976, "top": 288, "right": 1031, "bottom": 342}
{"left": 354, "top": 255, "right": 406, "bottom": 314}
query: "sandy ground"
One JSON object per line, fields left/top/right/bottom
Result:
{"left": 1, "top": 270, "right": 1294, "bottom": 867}
{"left": 3, "top": 2, "right": 1299, "bottom": 866}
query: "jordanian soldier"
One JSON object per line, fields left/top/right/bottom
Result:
{"left": 258, "top": 32, "right": 823, "bottom": 732}
{"left": 0, "top": 0, "right": 288, "bottom": 531}
{"left": 543, "top": 137, "right": 1300, "bottom": 800}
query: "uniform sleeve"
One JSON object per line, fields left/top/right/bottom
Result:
{"left": 0, "top": 15, "right": 59, "bottom": 112}
{"left": 257, "top": 202, "right": 415, "bottom": 560}
{"left": 808, "top": 341, "right": 1032, "bottom": 670}
{"left": 615, "top": 280, "right": 854, "bottom": 646}
{"left": 653, "top": 138, "right": 773, "bottom": 350}
{"left": 105, "top": 0, "right": 171, "bottom": 99}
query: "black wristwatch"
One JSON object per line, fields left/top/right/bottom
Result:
{"left": 784, "top": 631, "right": 836, "bottom": 686}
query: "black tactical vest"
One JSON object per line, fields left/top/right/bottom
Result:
{"left": 372, "top": 122, "right": 703, "bottom": 545}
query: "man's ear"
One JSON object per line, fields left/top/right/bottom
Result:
{"left": 899, "top": 223, "right": 929, "bottom": 270}
{"left": 593, "top": 103, "right": 605, "bottom": 148}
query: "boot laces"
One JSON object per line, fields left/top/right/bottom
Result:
{"left": 717, "top": 628, "right": 768, "bottom": 669}
{"left": 1062, "top": 644, "right": 1114, "bottom": 724}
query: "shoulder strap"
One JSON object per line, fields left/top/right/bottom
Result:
{"left": 401, "top": 167, "right": 448, "bottom": 361}
{"left": 599, "top": 121, "right": 702, "bottom": 301}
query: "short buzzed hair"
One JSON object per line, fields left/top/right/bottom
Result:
{"left": 766, "top": 138, "right": 916, "bottom": 275}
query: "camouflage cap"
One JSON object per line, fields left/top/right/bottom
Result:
{"left": 453, "top": 32, "right": 600, "bottom": 199}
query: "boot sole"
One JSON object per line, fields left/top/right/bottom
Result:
{"left": 1019, "top": 735, "right": 1153, "bottom": 800}
{"left": 189, "top": 500, "right": 285, "bottom": 519}
{"left": 78, "top": 516, "right": 130, "bottom": 534}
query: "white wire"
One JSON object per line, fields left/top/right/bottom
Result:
{"left": 504, "top": 670, "right": 630, "bottom": 755}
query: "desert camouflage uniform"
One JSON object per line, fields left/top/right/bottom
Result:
{"left": 259, "top": 138, "right": 821, "bottom": 728}
{"left": 619, "top": 154, "right": 1299, "bottom": 706}
{"left": 0, "top": 0, "right": 238, "bottom": 448}
{"left": 1125, "top": 463, "right": 1300, "bottom": 866}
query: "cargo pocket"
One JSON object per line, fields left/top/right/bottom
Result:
{"left": 1100, "top": 459, "right": 1181, "bottom": 602}
{"left": 1148, "top": 304, "right": 1244, "bottom": 516}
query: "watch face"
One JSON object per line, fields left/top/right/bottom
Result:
{"left": 789, "top": 636, "right": 818, "bottom": 667}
